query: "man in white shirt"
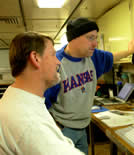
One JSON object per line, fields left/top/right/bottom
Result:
{"left": 0, "top": 32, "right": 84, "bottom": 155}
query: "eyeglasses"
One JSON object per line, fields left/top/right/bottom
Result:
{"left": 85, "top": 35, "right": 98, "bottom": 42}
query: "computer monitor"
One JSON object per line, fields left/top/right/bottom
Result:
{"left": 117, "top": 83, "right": 134, "bottom": 101}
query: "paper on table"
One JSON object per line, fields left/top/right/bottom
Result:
{"left": 115, "top": 125, "right": 134, "bottom": 147}
{"left": 94, "top": 110, "right": 134, "bottom": 127}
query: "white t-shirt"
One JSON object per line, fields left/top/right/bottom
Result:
{"left": 0, "top": 86, "right": 84, "bottom": 155}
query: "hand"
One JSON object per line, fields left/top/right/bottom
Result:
{"left": 128, "top": 39, "right": 134, "bottom": 54}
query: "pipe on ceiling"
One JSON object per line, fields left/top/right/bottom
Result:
{"left": 54, "top": 0, "right": 84, "bottom": 41}
{"left": 18, "top": 0, "right": 28, "bottom": 31}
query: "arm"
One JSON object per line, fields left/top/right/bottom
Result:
{"left": 91, "top": 49, "right": 113, "bottom": 78}
{"left": 112, "top": 39, "right": 134, "bottom": 62}
{"left": 20, "top": 120, "right": 85, "bottom": 155}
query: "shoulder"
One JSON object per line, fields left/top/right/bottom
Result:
{"left": 56, "top": 45, "right": 67, "bottom": 61}
{"left": 91, "top": 48, "right": 113, "bottom": 62}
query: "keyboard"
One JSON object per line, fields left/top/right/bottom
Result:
{"left": 99, "top": 98, "right": 122, "bottom": 105}
{"left": 103, "top": 98, "right": 119, "bottom": 103}
{"left": 94, "top": 97, "right": 125, "bottom": 105}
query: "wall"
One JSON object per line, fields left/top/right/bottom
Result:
{"left": 97, "top": 0, "right": 132, "bottom": 63}
{"left": 0, "top": 49, "right": 14, "bottom": 84}
{"left": 96, "top": 0, "right": 134, "bottom": 85}
{"left": 0, "top": 49, "right": 10, "bottom": 69}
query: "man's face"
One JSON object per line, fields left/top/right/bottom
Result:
{"left": 72, "top": 30, "right": 98, "bottom": 57}
{"left": 39, "top": 40, "right": 61, "bottom": 88}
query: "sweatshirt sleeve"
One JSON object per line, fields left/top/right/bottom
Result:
{"left": 17, "top": 114, "right": 85, "bottom": 155}
{"left": 91, "top": 48, "right": 113, "bottom": 79}
{"left": 44, "top": 83, "right": 61, "bottom": 109}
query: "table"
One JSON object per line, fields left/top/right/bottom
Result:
{"left": 89, "top": 103, "right": 134, "bottom": 155}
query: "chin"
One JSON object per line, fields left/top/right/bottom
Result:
{"left": 88, "top": 52, "right": 93, "bottom": 57}
{"left": 50, "top": 75, "right": 61, "bottom": 87}
{"left": 46, "top": 73, "right": 61, "bottom": 88}
{"left": 52, "top": 79, "right": 61, "bottom": 87}
{"left": 56, "top": 75, "right": 61, "bottom": 84}
{"left": 46, "top": 80, "right": 58, "bottom": 88}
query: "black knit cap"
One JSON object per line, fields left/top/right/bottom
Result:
{"left": 66, "top": 17, "right": 99, "bottom": 42}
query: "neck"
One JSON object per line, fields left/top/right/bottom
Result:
{"left": 64, "top": 43, "right": 81, "bottom": 58}
{"left": 64, "top": 45, "right": 71, "bottom": 56}
{"left": 12, "top": 74, "right": 47, "bottom": 97}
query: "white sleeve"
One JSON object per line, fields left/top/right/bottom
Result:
{"left": 18, "top": 121, "right": 85, "bottom": 155}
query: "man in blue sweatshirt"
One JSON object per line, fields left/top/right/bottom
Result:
{"left": 45, "top": 17, "right": 134, "bottom": 155}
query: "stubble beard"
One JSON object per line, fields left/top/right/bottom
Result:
{"left": 47, "top": 73, "right": 61, "bottom": 88}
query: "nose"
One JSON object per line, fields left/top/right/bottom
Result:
{"left": 92, "top": 39, "right": 98, "bottom": 48}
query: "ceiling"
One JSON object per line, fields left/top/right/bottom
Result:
{"left": 0, "top": 0, "right": 122, "bottom": 49}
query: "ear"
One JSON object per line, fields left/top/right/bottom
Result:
{"left": 29, "top": 51, "right": 41, "bottom": 69}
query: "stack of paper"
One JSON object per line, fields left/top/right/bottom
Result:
{"left": 94, "top": 110, "right": 134, "bottom": 127}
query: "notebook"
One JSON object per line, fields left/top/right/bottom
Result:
{"left": 96, "top": 83, "right": 134, "bottom": 105}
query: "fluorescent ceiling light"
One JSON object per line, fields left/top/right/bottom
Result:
{"left": 109, "top": 37, "right": 128, "bottom": 41}
{"left": 37, "top": 0, "right": 66, "bottom": 8}
{"left": 60, "top": 33, "right": 68, "bottom": 45}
